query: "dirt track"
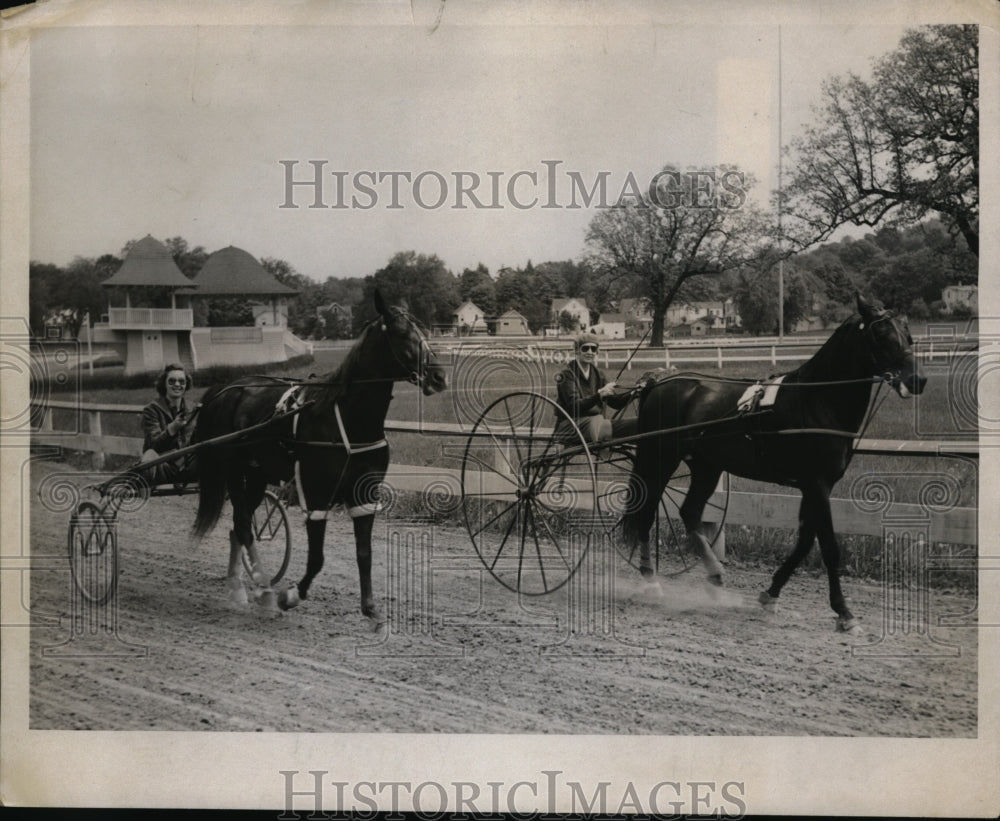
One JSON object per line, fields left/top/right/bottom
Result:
{"left": 29, "top": 461, "right": 977, "bottom": 736}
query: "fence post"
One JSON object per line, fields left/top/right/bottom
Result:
{"left": 88, "top": 409, "right": 105, "bottom": 470}
{"left": 664, "top": 348, "right": 670, "bottom": 369}
{"left": 41, "top": 405, "right": 53, "bottom": 432}
{"left": 717, "top": 346, "right": 723, "bottom": 369}
{"left": 770, "top": 345, "right": 776, "bottom": 366}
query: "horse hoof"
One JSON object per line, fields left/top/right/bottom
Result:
{"left": 227, "top": 580, "right": 249, "bottom": 607}
{"left": 836, "top": 617, "right": 863, "bottom": 635}
{"left": 277, "top": 586, "right": 301, "bottom": 611}
{"left": 707, "top": 573, "right": 723, "bottom": 588}
{"left": 250, "top": 566, "right": 267, "bottom": 587}
{"left": 639, "top": 565, "right": 655, "bottom": 579}
{"left": 758, "top": 591, "right": 778, "bottom": 614}
{"left": 255, "top": 588, "right": 278, "bottom": 611}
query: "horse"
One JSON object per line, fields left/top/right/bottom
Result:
{"left": 189, "top": 290, "right": 448, "bottom": 620}
{"left": 620, "top": 293, "right": 926, "bottom": 632}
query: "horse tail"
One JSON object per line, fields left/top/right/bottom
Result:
{"left": 190, "top": 387, "right": 232, "bottom": 540}
{"left": 192, "top": 444, "right": 228, "bottom": 539}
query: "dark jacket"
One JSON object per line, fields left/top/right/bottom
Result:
{"left": 141, "top": 396, "right": 193, "bottom": 454}
{"left": 555, "top": 361, "right": 632, "bottom": 422}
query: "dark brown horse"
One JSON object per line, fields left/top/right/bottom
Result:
{"left": 621, "top": 294, "right": 926, "bottom": 632}
{"left": 190, "top": 290, "right": 447, "bottom": 620}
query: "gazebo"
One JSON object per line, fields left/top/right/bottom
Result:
{"left": 186, "top": 246, "right": 304, "bottom": 368}
{"left": 96, "top": 235, "right": 197, "bottom": 374}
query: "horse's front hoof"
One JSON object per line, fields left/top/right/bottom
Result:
{"left": 226, "top": 576, "right": 248, "bottom": 606}
{"left": 255, "top": 588, "right": 279, "bottom": 611}
{"left": 362, "top": 601, "right": 385, "bottom": 627}
{"left": 836, "top": 616, "right": 863, "bottom": 635}
{"left": 706, "top": 573, "right": 723, "bottom": 588}
{"left": 250, "top": 565, "right": 267, "bottom": 587}
{"left": 639, "top": 564, "right": 655, "bottom": 579}
{"left": 277, "top": 585, "right": 301, "bottom": 611}
{"left": 758, "top": 591, "right": 778, "bottom": 614}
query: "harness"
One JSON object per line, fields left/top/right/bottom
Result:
{"left": 275, "top": 384, "right": 390, "bottom": 522}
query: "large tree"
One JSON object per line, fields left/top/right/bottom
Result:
{"left": 359, "top": 251, "right": 459, "bottom": 330}
{"left": 781, "top": 25, "right": 978, "bottom": 255}
{"left": 584, "top": 164, "right": 771, "bottom": 347}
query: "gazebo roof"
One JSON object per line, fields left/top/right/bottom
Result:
{"left": 190, "top": 246, "right": 299, "bottom": 296}
{"left": 101, "top": 235, "right": 194, "bottom": 289}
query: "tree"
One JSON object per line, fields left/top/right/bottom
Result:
{"left": 584, "top": 164, "right": 771, "bottom": 347}
{"left": 458, "top": 263, "right": 497, "bottom": 316}
{"left": 735, "top": 266, "right": 811, "bottom": 335}
{"left": 359, "top": 251, "right": 459, "bottom": 330}
{"left": 781, "top": 25, "right": 978, "bottom": 255}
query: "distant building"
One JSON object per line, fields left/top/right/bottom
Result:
{"left": 94, "top": 235, "right": 199, "bottom": 374}
{"left": 550, "top": 297, "right": 589, "bottom": 332}
{"left": 316, "top": 301, "right": 354, "bottom": 337}
{"left": 496, "top": 309, "right": 530, "bottom": 336}
{"left": 665, "top": 299, "right": 740, "bottom": 330}
{"left": 92, "top": 237, "right": 309, "bottom": 373}
{"left": 593, "top": 313, "right": 626, "bottom": 339}
{"left": 942, "top": 285, "right": 978, "bottom": 314}
{"left": 453, "top": 301, "right": 488, "bottom": 335}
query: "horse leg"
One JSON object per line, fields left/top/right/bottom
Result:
{"left": 680, "top": 462, "right": 725, "bottom": 586}
{"left": 238, "top": 470, "right": 269, "bottom": 588}
{"left": 812, "top": 487, "right": 859, "bottom": 633}
{"left": 633, "top": 454, "right": 680, "bottom": 579}
{"left": 278, "top": 515, "right": 327, "bottom": 611}
{"left": 759, "top": 496, "right": 816, "bottom": 613}
{"left": 353, "top": 513, "right": 383, "bottom": 622}
{"left": 225, "top": 474, "right": 251, "bottom": 605}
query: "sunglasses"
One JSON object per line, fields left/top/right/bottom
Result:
{"left": 166, "top": 378, "right": 187, "bottom": 386}
{"left": 579, "top": 344, "right": 599, "bottom": 353}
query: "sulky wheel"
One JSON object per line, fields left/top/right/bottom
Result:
{"left": 243, "top": 487, "right": 292, "bottom": 587}
{"left": 68, "top": 501, "right": 119, "bottom": 605}
{"left": 615, "top": 464, "right": 730, "bottom": 577}
{"left": 461, "top": 391, "right": 599, "bottom": 596}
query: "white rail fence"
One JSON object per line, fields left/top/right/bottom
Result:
{"left": 31, "top": 400, "right": 977, "bottom": 546}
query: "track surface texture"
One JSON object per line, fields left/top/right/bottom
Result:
{"left": 29, "top": 462, "right": 977, "bottom": 736}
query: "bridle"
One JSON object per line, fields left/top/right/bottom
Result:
{"left": 378, "top": 307, "right": 436, "bottom": 388}
{"left": 859, "top": 311, "right": 912, "bottom": 389}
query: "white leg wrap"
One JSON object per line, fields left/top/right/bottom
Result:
{"left": 305, "top": 510, "right": 328, "bottom": 521}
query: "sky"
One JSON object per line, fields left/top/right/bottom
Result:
{"left": 27, "top": 11, "right": 916, "bottom": 283}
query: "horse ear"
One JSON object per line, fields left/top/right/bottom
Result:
{"left": 374, "top": 289, "right": 388, "bottom": 317}
{"left": 856, "top": 292, "right": 876, "bottom": 322}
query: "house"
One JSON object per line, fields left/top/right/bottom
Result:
{"left": 665, "top": 299, "right": 740, "bottom": 330}
{"left": 495, "top": 309, "right": 530, "bottom": 336}
{"left": 942, "top": 285, "right": 978, "bottom": 314}
{"left": 316, "top": 301, "right": 354, "bottom": 337}
{"left": 453, "top": 301, "right": 488, "bottom": 335}
{"left": 619, "top": 298, "right": 653, "bottom": 323}
{"left": 593, "top": 313, "right": 626, "bottom": 339}
{"left": 550, "top": 297, "right": 589, "bottom": 332}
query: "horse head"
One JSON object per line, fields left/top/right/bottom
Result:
{"left": 373, "top": 289, "right": 448, "bottom": 395}
{"left": 856, "top": 293, "right": 926, "bottom": 398}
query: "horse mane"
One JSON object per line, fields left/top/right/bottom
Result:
{"left": 303, "top": 319, "right": 381, "bottom": 411}
{"left": 786, "top": 314, "right": 865, "bottom": 384}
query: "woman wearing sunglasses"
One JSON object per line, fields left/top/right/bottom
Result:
{"left": 139, "top": 363, "right": 199, "bottom": 484}
{"left": 554, "top": 333, "right": 639, "bottom": 444}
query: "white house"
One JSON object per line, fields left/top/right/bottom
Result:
{"left": 550, "top": 297, "right": 590, "bottom": 332}
{"left": 496, "top": 309, "right": 530, "bottom": 336}
{"left": 453, "top": 301, "right": 488, "bottom": 334}
{"left": 942, "top": 285, "right": 978, "bottom": 314}
{"left": 593, "top": 313, "right": 626, "bottom": 339}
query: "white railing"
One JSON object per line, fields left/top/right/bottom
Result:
{"left": 107, "top": 307, "right": 193, "bottom": 329}
{"left": 28, "top": 399, "right": 978, "bottom": 545}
